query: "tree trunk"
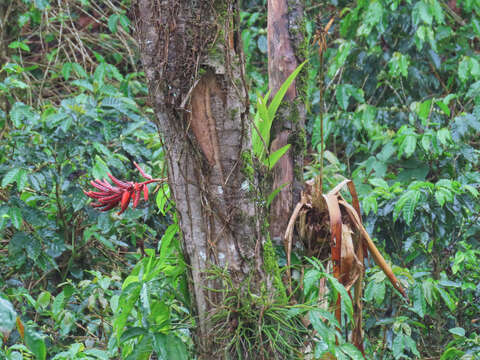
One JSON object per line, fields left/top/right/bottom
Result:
{"left": 267, "top": 0, "right": 306, "bottom": 244}
{"left": 132, "top": 1, "right": 265, "bottom": 357}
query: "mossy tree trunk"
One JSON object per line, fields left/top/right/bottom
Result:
{"left": 132, "top": 1, "right": 265, "bottom": 357}
{"left": 267, "top": 0, "right": 306, "bottom": 244}
{"left": 133, "top": 0, "right": 307, "bottom": 358}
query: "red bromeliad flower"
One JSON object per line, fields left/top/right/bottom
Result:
{"left": 84, "top": 162, "right": 164, "bottom": 215}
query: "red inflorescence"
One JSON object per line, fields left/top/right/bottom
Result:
{"left": 84, "top": 162, "right": 164, "bottom": 215}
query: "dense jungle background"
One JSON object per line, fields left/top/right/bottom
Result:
{"left": 0, "top": 0, "right": 479, "bottom": 359}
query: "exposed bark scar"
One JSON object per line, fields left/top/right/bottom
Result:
{"left": 190, "top": 73, "right": 225, "bottom": 185}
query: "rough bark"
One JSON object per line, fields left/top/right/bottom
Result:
{"left": 133, "top": 1, "right": 262, "bottom": 355}
{"left": 267, "top": 0, "right": 306, "bottom": 244}
{"left": 0, "top": 1, "right": 13, "bottom": 123}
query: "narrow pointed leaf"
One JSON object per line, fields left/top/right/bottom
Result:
{"left": 263, "top": 144, "right": 291, "bottom": 170}
{"left": 268, "top": 60, "right": 307, "bottom": 121}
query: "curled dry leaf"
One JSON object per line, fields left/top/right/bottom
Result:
{"left": 284, "top": 176, "right": 407, "bottom": 355}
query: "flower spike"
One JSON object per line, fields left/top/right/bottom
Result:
{"left": 84, "top": 165, "right": 166, "bottom": 214}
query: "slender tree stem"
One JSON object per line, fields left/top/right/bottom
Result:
{"left": 319, "top": 51, "right": 325, "bottom": 194}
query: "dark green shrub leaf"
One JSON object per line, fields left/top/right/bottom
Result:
{"left": 0, "top": 297, "right": 17, "bottom": 336}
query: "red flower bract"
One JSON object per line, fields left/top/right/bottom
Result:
{"left": 83, "top": 162, "right": 164, "bottom": 215}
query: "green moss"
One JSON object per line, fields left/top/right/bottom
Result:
{"left": 230, "top": 107, "right": 238, "bottom": 118}
{"left": 241, "top": 150, "right": 254, "bottom": 182}
{"left": 289, "top": 127, "right": 307, "bottom": 181}
{"left": 286, "top": 100, "right": 300, "bottom": 124}
{"left": 263, "top": 236, "right": 287, "bottom": 303}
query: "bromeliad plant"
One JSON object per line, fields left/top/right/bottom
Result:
{"left": 84, "top": 162, "right": 165, "bottom": 214}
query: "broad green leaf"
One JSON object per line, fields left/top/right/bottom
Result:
{"left": 94, "top": 62, "right": 107, "bottom": 86}
{"left": 61, "top": 63, "right": 72, "bottom": 81}
{"left": 448, "top": 327, "right": 465, "bottom": 337}
{"left": 402, "top": 189, "right": 420, "bottom": 225}
{"left": 159, "top": 223, "right": 178, "bottom": 263}
{"left": 303, "top": 269, "right": 321, "bottom": 296}
{"left": 9, "top": 207, "right": 22, "bottom": 230}
{"left": 119, "top": 14, "right": 131, "bottom": 32}
{"left": 413, "top": 1, "right": 433, "bottom": 25}
{"left": 435, "top": 99, "right": 450, "bottom": 116}
{"left": 0, "top": 297, "right": 17, "bottom": 335}
{"left": 72, "top": 79, "right": 94, "bottom": 92}
{"left": 421, "top": 133, "right": 431, "bottom": 152}
{"left": 430, "top": 0, "right": 444, "bottom": 24}
{"left": 36, "top": 292, "right": 51, "bottom": 310}
{"left": 458, "top": 57, "right": 470, "bottom": 83}
{"left": 4, "top": 76, "right": 29, "bottom": 89}
{"left": 8, "top": 41, "right": 30, "bottom": 52}
{"left": 309, "top": 310, "right": 335, "bottom": 344}
{"left": 140, "top": 283, "right": 151, "bottom": 316}
{"left": 402, "top": 134, "right": 417, "bottom": 158}
{"left": 114, "top": 282, "right": 141, "bottom": 341}
{"left": 328, "top": 40, "right": 353, "bottom": 78}
{"left": 153, "top": 334, "right": 188, "bottom": 360}
{"left": 388, "top": 52, "right": 410, "bottom": 78}
{"left": 369, "top": 178, "right": 389, "bottom": 189}
{"left": 437, "top": 128, "right": 451, "bottom": 146}
{"left": 392, "top": 334, "right": 406, "bottom": 359}
{"left": 357, "top": 1, "right": 383, "bottom": 37}
{"left": 156, "top": 183, "right": 171, "bottom": 216}
{"left": 52, "top": 291, "right": 65, "bottom": 318}
{"left": 434, "top": 188, "right": 451, "bottom": 207}
{"left": 2, "top": 168, "right": 21, "bottom": 187}
{"left": 72, "top": 63, "right": 88, "bottom": 78}
{"left": 10, "top": 102, "right": 35, "bottom": 128}
{"left": 92, "top": 155, "right": 111, "bottom": 180}
{"left": 418, "top": 99, "right": 432, "bottom": 122}
{"left": 107, "top": 64, "right": 124, "bottom": 81}
{"left": 18, "top": 13, "right": 30, "bottom": 27}
{"left": 415, "top": 25, "right": 426, "bottom": 50}
{"left": 34, "top": 0, "right": 50, "bottom": 10}
{"left": 124, "top": 333, "right": 153, "bottom": 360}
{"left": 257, "top": 95, "right": 270, "bottom": 147}
{"left": 394, "top": 190, "right": 420, "bottom": 224}
{"left": 436, "top": 286, "right": 456, "bottom": 311}
{"left": 325, "top": 273, "right": 353, "bottom": 321}
{"left": 373, "top": 281, "right": 386, "bottom": 306}
{"left": 364, "top": 280, "right": 375, "bottom": 302}
{"left": 339, "top": 343, "right": 364, "bottom": 360}
{"left": 108, "top": 14, "right": 119, "bottom": 33}
{"left": 404, "top": 335, "right": 420, "bottom": 356}
{"left": 336, "top": 84, "right": 364, "bottom": 110}
{"left": 252, "top": 94, "right": 271, "bottom": 159}
{"left": 411, "top": 284, "right": 426, "bottom": 318}
{"left": 422, "top": 279, "right": 434, "bottom": 306}
{"left": 463, "top": 184, "right": 479, "bottom": 197}
{"left": 16, "top": 169, "right": 28, "bottom": 191}
{"left": 24, "top": 325, "right": 47, "bottom": 360}
{"left": 119, "top": 327, "right": 148, "bottom": 343}
{"left": 440, "top": 348, "right": 465, "bottom": 360}
{"left": 257, "top": 35, "right": 267, "bottom": 53}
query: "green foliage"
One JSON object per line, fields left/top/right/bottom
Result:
{"left": 252, "top": 61, "right": 306, "bottom": 165}
{"left": 112, "top": 245, "right": 192, "bottom": 359}
{"left": 302, "top": 0, "right": 480, "bottom": 357}
{"left": 0, "top": 1, "right": 185, "bottom": 358}
{"left": 304, "top": 258, "right": 364, "bottom": 360}
{"left": 2, "top": 0, "right": 480, "bottom": 358}
{"left": 207, "top": 266, "right": 309, "bottom": 359}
